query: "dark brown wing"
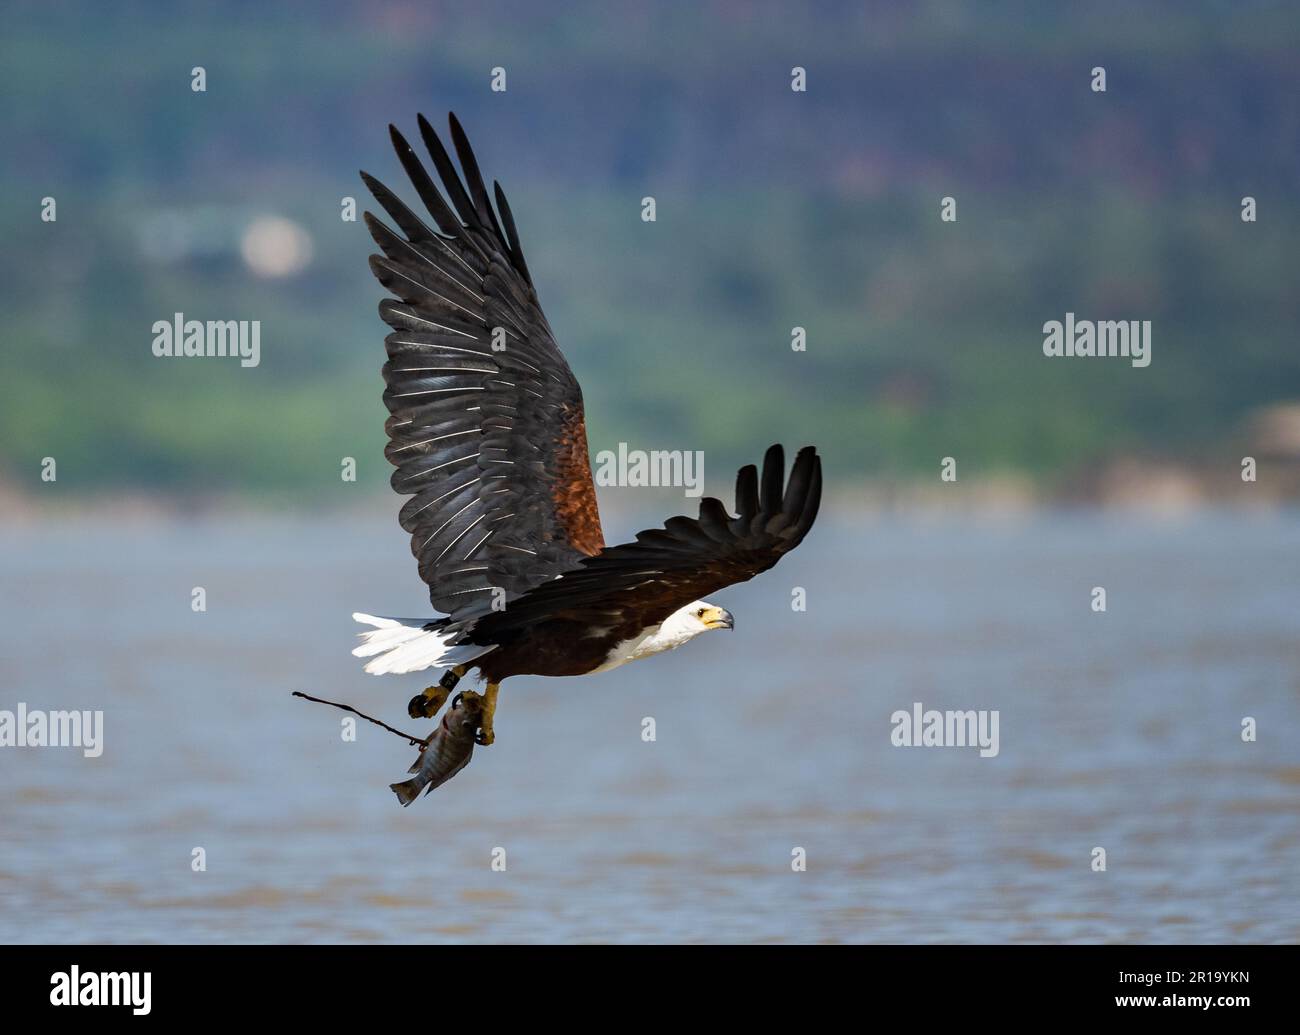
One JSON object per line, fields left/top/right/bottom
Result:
{"left": 469, "top": 445, "right": 822, "bottom": 641}
{"left": 361, "top": 113, "right": 604, "bottom": 620}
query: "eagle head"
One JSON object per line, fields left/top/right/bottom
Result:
{"left": 681, "top": 601, "right": 734, "bottom": 634}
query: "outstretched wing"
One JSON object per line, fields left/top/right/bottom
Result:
{"left": 361, "top": 113, "right": 604, "bottom": 620}
{"left": 470, "top": 445, "right": 822, "bottom": 640}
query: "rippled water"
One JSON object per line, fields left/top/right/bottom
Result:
{"left": 1, "top": 508, "right": 1298, "bottom": 943}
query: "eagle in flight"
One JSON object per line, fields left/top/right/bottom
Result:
{"left": 353, "top": 113, "right": 822, "bottom": 754}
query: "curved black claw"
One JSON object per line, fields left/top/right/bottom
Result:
{"left": 474, "top": 727, "right": 495, "bottom": 747}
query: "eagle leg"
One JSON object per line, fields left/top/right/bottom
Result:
{"left": 474, "top": 682, "right": 500, "bottom": 746}
{"left": 407, "top": 666, "right": 465, "bottom": 719}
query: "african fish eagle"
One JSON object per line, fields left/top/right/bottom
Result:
{"left": 353, "top": 113, "right": 822, "bottom": 746}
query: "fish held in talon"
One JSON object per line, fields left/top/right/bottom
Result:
{"left": 390, "top": 691, "right": 483, "bottom": 805}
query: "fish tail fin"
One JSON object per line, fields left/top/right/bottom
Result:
{"left": 390, "top": 774, "right": 426, "bottom": 807}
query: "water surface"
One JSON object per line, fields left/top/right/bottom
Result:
{"left": 1, "top": 509, "right": 1297, "bottom": 942}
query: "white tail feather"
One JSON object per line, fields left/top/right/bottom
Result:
{"left": 351, "top": 612, "right": 495, "bottom": 675}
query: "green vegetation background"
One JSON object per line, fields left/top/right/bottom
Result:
{"left": 2, "top": 1, "right": 1297, "bottom": 500}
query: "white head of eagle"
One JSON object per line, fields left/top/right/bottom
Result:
{"left": 593, "top": 600, "right": 735, "bottom": 673}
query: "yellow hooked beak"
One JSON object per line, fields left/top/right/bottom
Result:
{"left": 700, "top": 605, "right": 734, "bottom": 631}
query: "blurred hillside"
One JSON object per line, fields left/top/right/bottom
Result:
{"left": 2, "top": 0, "right": 1298, "bottom": 501}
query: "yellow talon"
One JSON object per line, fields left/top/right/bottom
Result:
{"left": 408, "top": 684, "right": 449, "bottom": 719}
{"left": 476, "top": 682, "right": 500, "bottom": 745}
{"left": 407, "top": 666, "right": 468, "bottom": 720}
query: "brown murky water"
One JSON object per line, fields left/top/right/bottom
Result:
{"left": 1, "top": 509, "right": 1298, "bottom": 942}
